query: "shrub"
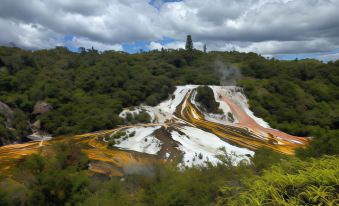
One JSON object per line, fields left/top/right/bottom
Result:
{"left": 195, "top": 86, "right": 223, "bottom": 114}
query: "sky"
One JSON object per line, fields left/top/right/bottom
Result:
{"left": 0, "top": 0, "right": 338, "bottom": 61}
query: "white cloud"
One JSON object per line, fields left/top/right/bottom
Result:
{"left": 0, "top": 0, "right": 338, "bottom": 55}
{"left": 148, "top": 42, "right": 163, "bottom": 50}
{"left": 161, "top": 41, "right": 185, "bottom": 50}
{"left": 316, "top": 53, "right": 339, "bottom": 62}
{"left": 68, "top": 37, "right": 123, "bottom": 51}
{"left": 148, "top": 40, "right": 205, "bottom": 51}
{"left": 0, "top": 19, "right": 62, "bottom": 49}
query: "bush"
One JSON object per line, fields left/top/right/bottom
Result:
{"left": 135, "top": 111, "right": 151, "bottom": 123}
{"left": 107, "top": 131, "right": 127, "bottom": 147}
{"left": 195, "top": 86, "right": 223, "bottom": 114}
{"left": 1, "top": 142, "right": 90, "bottom": 206}
{"left": 129, "top": 131, "right": 136, "bottom": 137}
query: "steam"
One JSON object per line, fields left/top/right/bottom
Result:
{"left": 215, "top": 60, "right": 241, "bottom": 86}
{"left": 123, "top": 163, "right": 156, "bottom": 177}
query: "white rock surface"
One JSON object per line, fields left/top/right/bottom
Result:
{"left": 210, "top": 86, "right": 270, "bottom": 128}
{"left": 171, "top": 126, "right": 254, "bottom": 167}
{"left": 114, "top": 126, "right": 162, "bottom": 155}
{"left": 191, "top": 88, "right": 237, "bottom": 125}
{"left": 119, "top": 85, "right": 198, "bottom": 124}
{"left": 117, "top": 85, "right": 274, "bottom": 167}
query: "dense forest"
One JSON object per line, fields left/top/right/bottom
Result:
{"left": 0, "top": 46, "right": 339, "bottom": 205}
{"left": 0, "top": 46, "right": 219, "bottom": 144}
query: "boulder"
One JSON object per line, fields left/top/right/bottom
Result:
{"left": 32, "top": 102, "right": 53, "bottom": 115}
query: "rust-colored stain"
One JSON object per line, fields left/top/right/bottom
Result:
{"left": 0, "top": 128, "right": 156, "bottom": 176}
{"left": 178, "top": 91, "right": 308, "bottom": 155}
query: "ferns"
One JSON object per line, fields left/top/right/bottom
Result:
{"left": 215, "top": 156, "right": 339, "bottom": 206}
{"left": 299, "top": 185, "right": 337, "bottom": 205}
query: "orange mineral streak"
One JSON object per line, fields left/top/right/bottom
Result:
{"left": 0, "top": 126, "right": 156, "bottom": 176}
{"left": 0, "top": 88, "right": 309, "bottom": 176}
{"left": 178, "top": 90, "right": 309, "bottom": 155}
{"left": 220, "top": 95, "right": 308, "bottom": 145}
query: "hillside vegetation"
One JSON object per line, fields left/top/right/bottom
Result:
{"left": 239, "top": 58, "right": 339, "bottom": 157}
{"left": 0, "top": 47, "right": 219, "bottom": 144}
{"left": 0, "top": 46, "right": 339, "bottom": 205}
{"left": 1, "top": 46, "right": 339, "bottom": 157}
{"left": 0, "top": 143, "right": 337, "bottom": 206}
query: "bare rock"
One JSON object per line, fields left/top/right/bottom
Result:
{"left": 0, "top": 101, "right": 14, "bottom": 128}
{"left": 33, "top": 102, "right": 53, "bottom": 115}
{"left": 0, "top": 101, "right": 14, "bottom": 120}
{"left": 31, "top": 120, "right": 41, "bottom": 133}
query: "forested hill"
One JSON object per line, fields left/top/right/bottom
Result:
{"left": 0, "top": 46, "right": 338, "bottom": 156}
{"left": 0, "top": 46, "right": 221, "bottom": 144}
{"left": 0, "top": 46, "right": 339, "bottom": 206}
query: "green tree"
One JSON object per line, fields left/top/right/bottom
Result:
{"left": 185, "top": 35, "right": 193, "bottom": 51}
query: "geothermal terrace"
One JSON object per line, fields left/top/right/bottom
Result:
{"left": 0, "top": 85, "right": 309, "bottom": 176}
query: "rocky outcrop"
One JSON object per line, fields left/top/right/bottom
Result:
{"left": 31, "top": 120, "right": 41, "bottom": 133}
{"left": 0, "top": 101, "right": 14, "bottom": 128}
{"left": 30, "top": 102, "right": 53, "bottom": 140}
{"left": 32, "top": 101, "right": 53, "bottom": 115}
{"left": 0, "top": 101, "right": 14, "bottom": 119}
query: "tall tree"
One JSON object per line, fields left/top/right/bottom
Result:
{"left": 203, "top": 44, "right": 207, "bottom": 53}
{"left": 185, "top": 35, "right": 193, "bottom": 51}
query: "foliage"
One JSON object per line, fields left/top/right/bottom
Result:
{"left": 251, "top": 148, "right": 288, "bottom": 172}
{"left": 0, "top": 141, "right": 338, "bottom": 206}
{"left": 124, "top": 111, "right": 151, "bottom": 124}
{"left": 0, "top": 110, "right": 30, "bottom": 145}
{"left": 0, "top": 46, "right": 219, "bottom": 144}
{"left": 107, "top": 131, "right": 127, "bottom": 147}
{"left": 81, "top": 152, "right": 255, "bottom": 206}
{"left": 0, "top": 142, "right": 90, "bottom": 205}
{"left": 0, "top": 44, "right": 338, "bottom": 205}
{"left": 195, "top": 86, "right": 223, "bottom": 114}
{"left": 185, "top": 35, "right": 193, "bottom": 51}
{"left": 215, "top": 156, "right": 339, "bottom": 206}
{"left": 1, "top": 46, "right": 338, "bottom": 156}
{"left": 238, "top": 58, "right": 339, "bottom": 157}
{"left": 135, "top": 111, "right": 151, "bottom": 123}
{"left": 129, "top": 131, "right": 136, "bottom": 137}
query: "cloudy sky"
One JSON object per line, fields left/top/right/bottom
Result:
{"left": 0, "top": 0, "right": 338, "bottom": 60}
